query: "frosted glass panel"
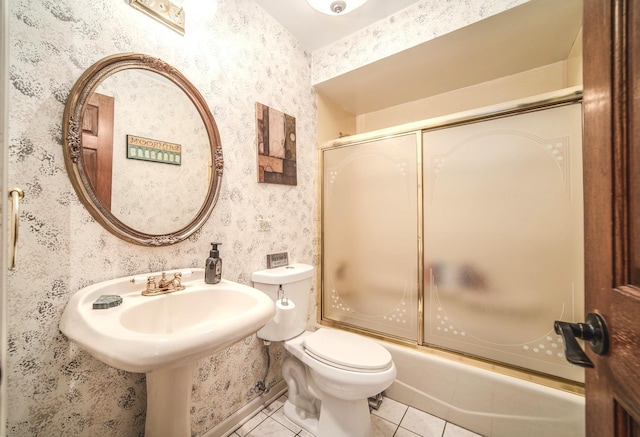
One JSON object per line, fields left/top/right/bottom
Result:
{"left": 322, "top": 134, "right": 419, "bottom": 340}
{"left": 423, "top": 103, "right": 584, "bottom": 382}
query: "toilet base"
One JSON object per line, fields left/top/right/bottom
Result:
{"left": 284, "top": 394, "right": 372, "bottom": 437}
{"left": 284, "top": 400, "right": 319, "bottom": 435}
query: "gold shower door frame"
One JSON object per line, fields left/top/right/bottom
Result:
{"left": 319, "top": 89, "right": 584, "bottom": 388}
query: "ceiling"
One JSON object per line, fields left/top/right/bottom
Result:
{"left": 252, "top": 0, "right": 420, "bottom": 52}
{"left": 253, "top": 0, "right": 583, "bottom": 116}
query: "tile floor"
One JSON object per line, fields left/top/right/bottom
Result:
{"left": 230, "top": 393, "right": 483, "bottom": 437}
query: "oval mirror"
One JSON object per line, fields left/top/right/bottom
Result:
{"left": 62, "top": 53, "right": 223, "bottom": 245}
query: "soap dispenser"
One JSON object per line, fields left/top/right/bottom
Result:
{"left": 205, "top": 242, "right": 222, "bottom": 284}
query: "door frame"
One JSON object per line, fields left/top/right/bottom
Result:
{"left": 583, "top": 0, "right": 640, "bottom": 434}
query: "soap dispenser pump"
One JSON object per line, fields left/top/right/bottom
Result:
{"left": 205, "top": 242, "right": 222, "bottom": 284}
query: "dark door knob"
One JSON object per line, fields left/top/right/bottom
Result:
{"left": 553, "top": 312, "right": 609, "bottom": 368}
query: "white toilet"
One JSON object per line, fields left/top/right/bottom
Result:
{"left": 253, "top": 264, "right": 397, "bottom": 437}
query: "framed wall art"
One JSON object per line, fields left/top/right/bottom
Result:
{"left": 256, "top": 102, "right": 297, "bottom": 185}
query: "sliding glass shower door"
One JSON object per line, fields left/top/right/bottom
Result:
{"left": 320, "top": 98, "right": 584, "bottom": 382}
{"left": 422, "top": 103, "right": 584, "bottom": 382}
{"left": 322, "top": 133, "right": 420, "bottom": 341}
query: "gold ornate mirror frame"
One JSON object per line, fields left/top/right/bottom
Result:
{"left": 62, "top": 53, "right": 223, "bottom": 246}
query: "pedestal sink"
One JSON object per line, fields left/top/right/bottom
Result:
{"left": 59, "top": 268, "right": 275, "bottom": 437}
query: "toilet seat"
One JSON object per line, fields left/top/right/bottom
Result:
{"left": 303, "top": 329, "right": 392, "bottom": 373}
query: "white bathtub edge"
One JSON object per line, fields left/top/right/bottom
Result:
{"left": 378, "top": 340, "right": 585, "bottom": 437}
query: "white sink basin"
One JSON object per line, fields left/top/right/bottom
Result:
{"left": 59, "top": 268, "right": 276, "bottom": 373}
{"left": 120, "top": 287, "right": 261, "bottom": 335}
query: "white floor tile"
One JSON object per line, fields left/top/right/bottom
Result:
{"left": 246, "top": 417, "right": 296, "bottom": 437}
{"left": 262, "top": 394, "right": 287, "bottom": 416}
{"left": 271, "top": 405, "right": 302, "bottom": 434}
{"left": 372, "top": 396, "right": 408, "bottom": 425}
{"left": 371, "top": 414, "right": 397, "bottom": 437}
{"left": 400, "top": 407, "right": 447, "bottom": 437}
{"left": 231, "top": 390, "right": 483, "bottom": 437}
{"left": 394, "top": 427, "right": 423, "bottom": 437}
{"left": 235, "top": 412, "right": 269, "bottom": 437}
{"left": 443, "top": 422, "right": 484, "bottom": 437}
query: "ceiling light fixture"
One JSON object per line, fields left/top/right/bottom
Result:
{"left": 307, "top": 0, "right": 368, "bottom": 15}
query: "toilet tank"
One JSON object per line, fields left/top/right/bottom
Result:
{"left": 252, "top": 263, "right": 314, "bottom": 341}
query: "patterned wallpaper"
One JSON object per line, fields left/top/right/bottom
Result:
{"left": 311, "top": 0, "right": 529, "bottom": 85}
{"left": 6, "top": 0, "right": 529, "bottom": 435}
{"left": 8, "top": 0, "right": 316, "bottom": 435}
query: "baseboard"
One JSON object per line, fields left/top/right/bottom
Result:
{"left": 202, "top": 380, "right": 288, "bottom": 437}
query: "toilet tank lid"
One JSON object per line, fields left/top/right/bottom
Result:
{"left": 252, "top": 263, "right": 314, "bottom": 284}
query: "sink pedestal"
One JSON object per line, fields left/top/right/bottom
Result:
{"left": 145, "top": 363, "right": 195, "bottom": 437}
{"left": 59, "top": 269, "right": 276, "bottom": 436}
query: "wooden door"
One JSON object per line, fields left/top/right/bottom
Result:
{"left": 82, "top": 92, "right": 114, "bottom": 209}
{"left": 583, "top": 0, "right": 640, "bottom": 435}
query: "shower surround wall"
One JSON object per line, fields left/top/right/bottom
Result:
{"left": 6, "top": 0, "right": 537, "bottom": 435}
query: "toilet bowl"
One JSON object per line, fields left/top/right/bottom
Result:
{"left": 252, "top": 264, "right": 397, "bottom": 437}
{"left": 283, "top": 328, "right": 396, "bottom": 436}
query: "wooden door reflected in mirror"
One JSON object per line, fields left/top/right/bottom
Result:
{"left": 82, "top": 93, "right": 114, "bottom": 210}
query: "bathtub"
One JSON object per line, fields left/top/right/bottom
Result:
{"left": 378, "top": 340, "right": 585, "bottom": 437}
